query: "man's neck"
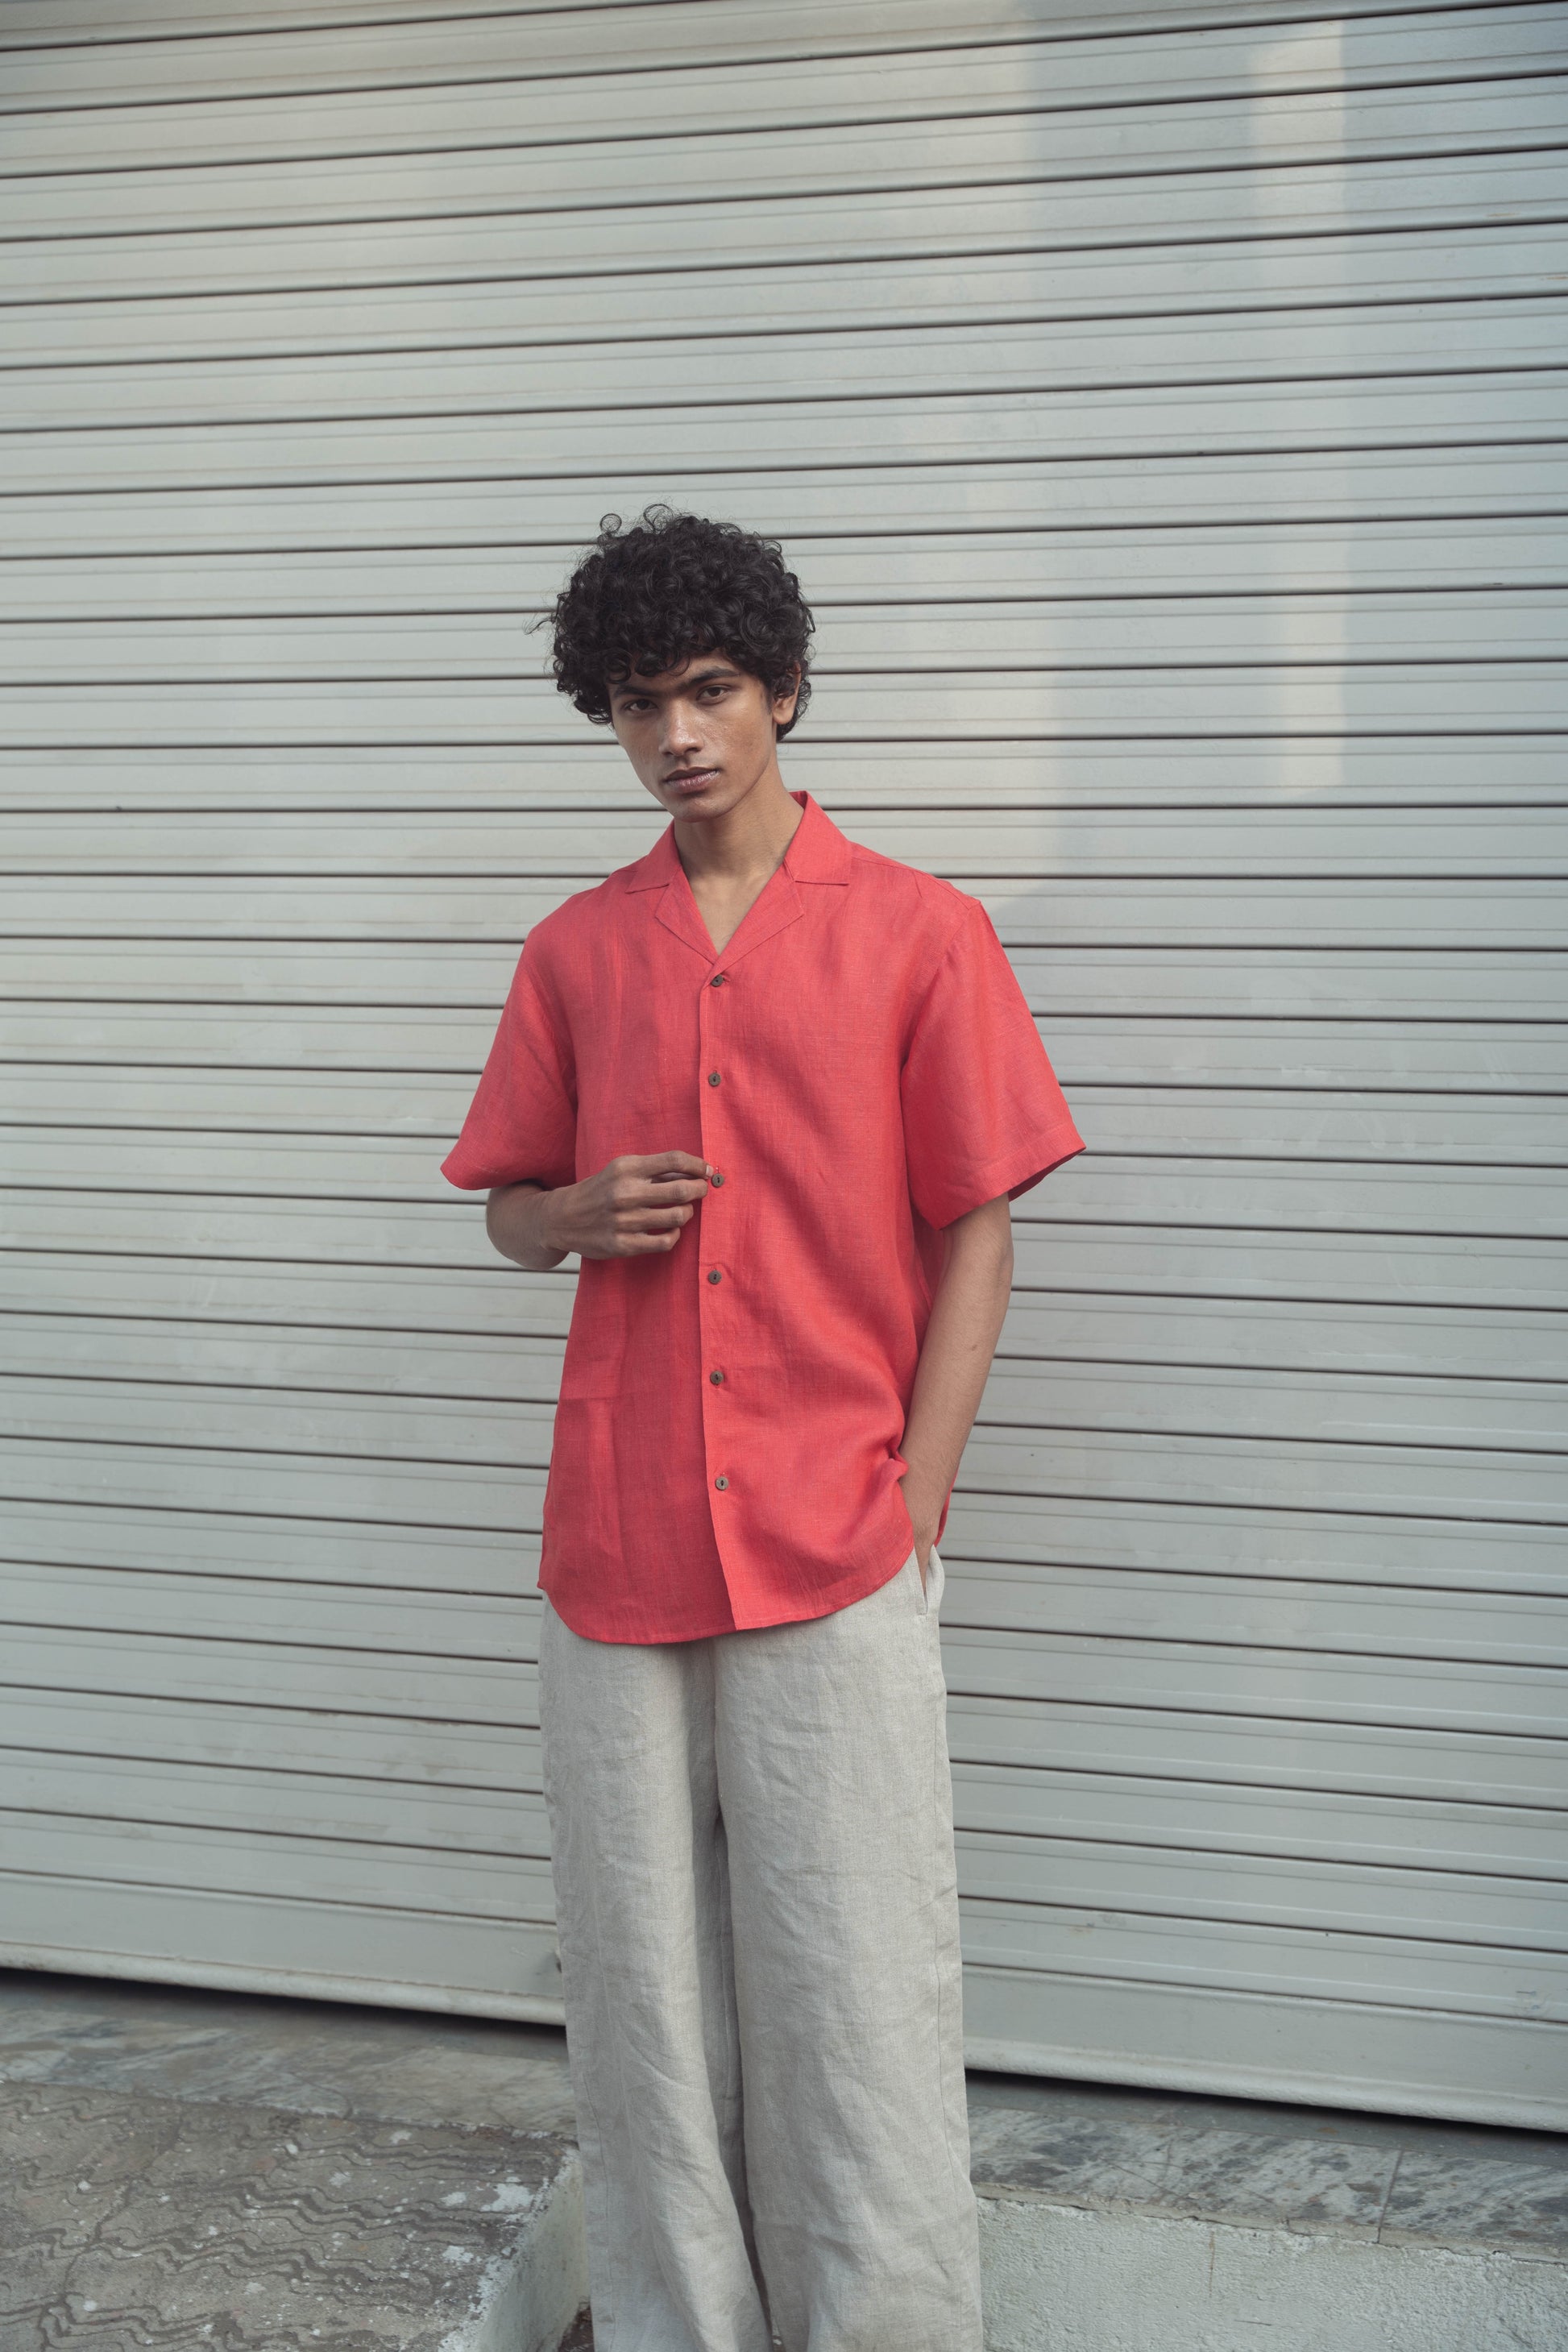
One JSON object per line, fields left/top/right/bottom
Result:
{"left": 672, "top": 769, "right": 803, "bottom": 888}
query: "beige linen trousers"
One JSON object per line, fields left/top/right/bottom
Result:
{"left": 539, "top": 1547, "right": 984, "bottom": 2352}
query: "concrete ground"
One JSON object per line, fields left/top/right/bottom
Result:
{"left": 0, "top": 1974, "right": 588, "bottom": 2352}
{"left": 2, "top": 1970, "right": 1566, "bottom": 2350}
{"left": 2, "top": 2079, "right": 583, "bottom": 2350}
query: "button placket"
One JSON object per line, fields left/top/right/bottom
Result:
{"left": 699, "top": 967, "right": 732, "bottom": 1508}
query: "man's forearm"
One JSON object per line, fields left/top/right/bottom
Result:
{"left": 486, "top": 1182, "right": 569, "bottom": 1271}
{"left": 899, "top": 1195, "right": 1014, "bottom": 1564}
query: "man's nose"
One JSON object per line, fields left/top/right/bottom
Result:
{"left": 661, "top": 699, "right": 703, "bottom": 754}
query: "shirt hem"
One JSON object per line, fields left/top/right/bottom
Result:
{"left": 541, "top": 1532, "right": 913, "bottom": 1645}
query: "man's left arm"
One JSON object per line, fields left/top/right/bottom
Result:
{"left": 898, "top": 1193, "right": 1014, "bottom": 1582}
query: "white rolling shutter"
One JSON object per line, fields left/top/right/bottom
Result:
{"left": 2, "top": 0, "right": 1565, "bottom": 2126}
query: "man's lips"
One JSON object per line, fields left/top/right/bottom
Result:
{"left": 663, "top": 768, "right": 720, "bottom": 790}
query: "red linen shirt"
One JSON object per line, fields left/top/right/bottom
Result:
{"left": 442, "top": 793, "right": 1083, "bottom": 1643}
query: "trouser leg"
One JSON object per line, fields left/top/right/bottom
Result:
{"left": 539, "top": 1600, "right": 772, "bottom": 2352}
{"left": 716, "top": 1550, "right": 984, "bottom": 2352}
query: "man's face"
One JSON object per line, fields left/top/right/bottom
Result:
{"left": 608, "top": 652, "right": 799, "bottom": 824}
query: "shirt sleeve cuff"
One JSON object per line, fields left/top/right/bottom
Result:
{"left": 441, "top": 1143, "right": 568, "bottom": 1192}
{"left": 919, "top": 1122, "right": 1085, "bottom": 1229}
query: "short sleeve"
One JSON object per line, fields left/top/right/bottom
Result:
{"left": 441, "top": 942, "right": 578, "bottom": 1192}
{"left": 901, "top": 898, "right": 1084, "bottom": 1228}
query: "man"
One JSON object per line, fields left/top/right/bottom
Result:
{"left": 443, "top": 507, "right": 1082, "bottom": 2350}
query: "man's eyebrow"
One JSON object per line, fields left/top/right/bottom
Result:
{"left": 611, "top": 663, "right": 741, "bottom": 698}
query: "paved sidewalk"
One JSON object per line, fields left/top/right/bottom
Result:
{"left": 0, "top": 1978, "right": 587, "bottom": 2352}
{"left": 2, "top": 2078, "right": 583, "bottom": 2350}
{"left": 2, "top": 1970, "right": 1566, "bottom": 2350}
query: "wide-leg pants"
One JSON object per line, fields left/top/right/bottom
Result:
{"left": 538, "top": 1548, "right": 983, "bottom": 2352}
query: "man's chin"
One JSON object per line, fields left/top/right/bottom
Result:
{"left": 659, "top": 778, "right": 731, "bottom": 818}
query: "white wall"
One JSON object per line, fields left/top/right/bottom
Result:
{"left": 2, "top": 0, "right": 1565, "bottom": 2122}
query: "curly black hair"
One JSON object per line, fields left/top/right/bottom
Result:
{"left": 544, "top": 505, "right": 814, "bottom": 738}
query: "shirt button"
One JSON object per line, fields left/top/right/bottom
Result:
{"left": 707, "top": 1070, "right": 722, "bottom": 1087}
{"left": 714, "top": 1475, "right": 729, "bottom": 1491}
{"left": 707, "top": 1269, "right": 722, "bottom": 1284}
{"left": 710, "top": 1171, "right": 725, "bottom": 1187}
{"left": 710, "top": 1368, "right": 725, "bottom": 1384}
{"left": 709, "top": 973, "right": 727, "bottom": 988}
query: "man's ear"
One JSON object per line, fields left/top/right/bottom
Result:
{"left": 772, "top": 665, "right": 803, "bottom": 727}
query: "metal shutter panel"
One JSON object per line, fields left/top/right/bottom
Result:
{"left": 2, "top": 0, "right": 1564, "bottom": 2125}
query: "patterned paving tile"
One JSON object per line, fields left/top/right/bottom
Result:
{"left": 0, "top": 2079, "right": 575, "bottom": 2351}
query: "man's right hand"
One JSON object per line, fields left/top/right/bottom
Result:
{"left": 487, "top": 1152, "right": 711, "bottom": 1269}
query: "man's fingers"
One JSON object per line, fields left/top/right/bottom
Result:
{"left": 590, "top": 1152, "right": 711, "bottom": 1255}
{"left": 629, "top": 1203, "right": 692, "bottom": 1232}
{"left": 616, "top": 1177, "right": 707, "bottom": 1209}
{"left": 636, "top": 1151, "right": 712, "bottom": 1179}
